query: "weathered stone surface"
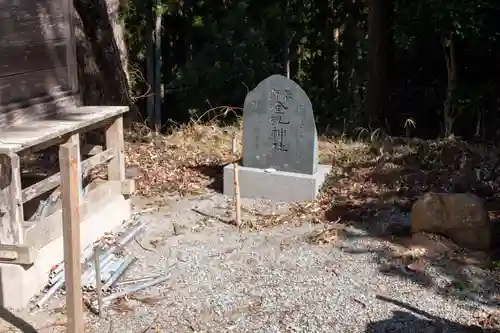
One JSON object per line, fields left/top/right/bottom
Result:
{"left": 411, "top": 192, "right": 491, "bottom": 250}
{"left": 242, "top": 74, "right": 318, "bottom": 175}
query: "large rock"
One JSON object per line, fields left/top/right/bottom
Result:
{"left": 411, "top": 192, "right": 491, "bottom": 250}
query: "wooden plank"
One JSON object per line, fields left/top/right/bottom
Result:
{"left": 0, "top": 106, "right": 128, "bottom": 153}
{"left": 0, "top": 153, "right": 24, "bottom": 244}
{"left": 0, "top": 244, "right": 36, "bottom": 265}
{"left": 59, "top": 138, "right": 84, "bottom": 333}
{"left": 0, "top": 67, "right": 70, "bottom": 107}
{"left": 0, "top": 93, "right": 78, "bottom": 127}
{"left": 69, "top": 133, "right": 83, "bottom": 204}
{"left": 82, "top": 144, "right": 103, "bottom": 156}
{"left": 0, "top": 153, "right": 24, "bottom": 245}
{"left": 0, "top": 156, "right": 13, "bottom": 244}
{"left": 105, "top": 116, "right": 125, "bottom": 181}
{"left": 0, "top": 0, "right": 66, "bottom": 46}
{"left": 0, "top": 40, "right": 67, "bottom": 77}
{"left": 25, "top": 180, "right": 122, "bottom": 250}
{"left": 21, "top": 148, "right": 115, "bottom": 203}
{"left": 8, "top": 153, "right": 23, "bottom": 244}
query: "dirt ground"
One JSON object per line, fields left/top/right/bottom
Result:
{"left": 3, "top": 122, "right": 500, "bottom": 332}
{"left": 0, "top": 191, "right": 498, "bottom": 333}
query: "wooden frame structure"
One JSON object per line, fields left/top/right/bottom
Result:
{"left": 0, "top": 111, "right": 131, "bottom": 264}
{"left": 0, "top": 0, "right": 133, "bottom": 269}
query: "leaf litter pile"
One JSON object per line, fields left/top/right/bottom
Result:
{"left": 319, "top": 136, "right": 500, "bottom": 222}
{"left": 125, "top": 121, "right": 241, "bottom": 196}
{"left": 125, "top": 122, "right": 500, "bottom": 227}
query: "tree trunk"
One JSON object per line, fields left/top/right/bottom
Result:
{"left": 365, "top": 0, "right": 393, "bottom": 130}
{"left": 442, "top": 32, "right": 457, "bottom": 137}
{"left": 339, "top": 13, "right": 357, "bottom": 119}
{"left": 73, "top": 0, "right": 130, "bottom": 106}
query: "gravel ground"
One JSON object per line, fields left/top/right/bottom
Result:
{"left": 3, "top": 193, "right": 498, "bottom": 333}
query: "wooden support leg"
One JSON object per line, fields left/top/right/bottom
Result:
{"left": 0, "top": 153, "right": 24, "bottom": 245}
{"left": 105, "top": 116, "right": 125, "bottom": 181}
{"left": 59, "top": 138, "right": 84, "bottom": 333}
{"left": 69, "top": 134, "right": 83, "bottom": 201}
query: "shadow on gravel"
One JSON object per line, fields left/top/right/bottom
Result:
{"left": 191, "top": 163, "right": 225, "bottom": 193}
{"left": 322, "top": 140, "right": 500, "bottom": 308}
{"left": 0, "top": 307, "right": 37, "bottom": 333}
{"left": 366, "top": 295, "right": 499, "bottom": 333}
{"left": 326, "top": 203, "right": 500, "bottom": 306}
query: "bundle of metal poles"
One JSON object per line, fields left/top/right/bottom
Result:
{"left": 36, "top": 222, "right": 151, "bottom": 308}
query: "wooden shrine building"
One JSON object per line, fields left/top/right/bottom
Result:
{"left": 0, "top": 0, "right": 133, "bottom": 308}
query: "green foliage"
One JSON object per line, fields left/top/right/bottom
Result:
{"left": 123, "top": 0, "right": 500, "bottom": 140}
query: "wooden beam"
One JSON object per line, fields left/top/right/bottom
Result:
{"left": 0, "top": 153, "right": 24, "bottom": 244}
{"left": 59, "top": 139, "right": 84, "bottom": 333}
{"left": 0, "top": 106, "right": 128, "bottom": 154}
{"left": 105, "top": 116, "right": 125, "bottom": 181}
{"left": 22, "top": 148, "right": 115, "bottom": 203}
{"left": 9, "top": 153, "right": 23, "bottom": 244}
{"left": 81, "top": 144, "right": 103, "bottom": 156}
{"left": 69, "top": 134, "right": 83, "bottom": 204}
{"left": 0, "top": 244, "right": 36, "bottom": 265}
{"left": 25, "top": 181, "right": 122, "bottom": 251}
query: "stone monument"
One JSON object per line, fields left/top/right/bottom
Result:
{"left": 223, "top": 74, "right": 331, "bottom": 203}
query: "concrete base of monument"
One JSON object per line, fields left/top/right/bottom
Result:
{"left": 223, "top": 163, "right": 332, "bottom": 203}
{"left": 0, "top": 181, "right": 131, "bottom": 310}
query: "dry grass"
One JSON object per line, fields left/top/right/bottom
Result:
{"left": 125, "top": 120, "right": 242, "bottom": 196}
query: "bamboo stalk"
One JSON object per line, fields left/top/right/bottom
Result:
{"left": 232, "top": 135, "right": 241, "bottom": 227}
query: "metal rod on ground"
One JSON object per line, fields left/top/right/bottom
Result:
{"left": 36, "top": 224, "right": 144, "bottom": 308}
{"left": 101, "top": 256, "right": 137, "bottom": 291}
{"left": 83, "top": 254, "right": 116, "bottom": 286}
{"left": 232, "top": 134, "right": 241, "bottom": 227}
{"left": 101, "top": 275, "right": 169, "bottom": 304}
{"left": 100, "top": 257, "right": 125, "bottom": 282}
{"left": 116, "top": 274, "right": 162, "bottom": 286}
{"left": 49, "top": 244, "right": 95, "bottom": 286}
{"left": 82, "top": 254, "right": 116, "bottom": 290}
{"left": 36, "top": 277, "right": 65, "bottom": 308}
{"left": 39, "top": 248, "right": 105, "bottom": 307}
{"left": 94, "top": 247, "right": 104, "bottom": 319}
{"left": 101, "top": 222, "right": 146, "bottom": 259}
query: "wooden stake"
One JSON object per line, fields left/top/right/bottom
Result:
{"left": 94, "top": 246, "right": 104, "bottom": 319}
{"left": 59, "top": 139, "right": 84, "bottom": 333}
{"left": 232, "top": 135, "right": 241, "bottom": 227}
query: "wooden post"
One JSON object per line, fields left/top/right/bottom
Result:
{"left": 232, "top": 135, "right": 241, "bottom": 227}
{"left": 105, "top": 117, "right": 125, "bottom": 181}
{"left": 0, "top": 153, "right": 24, "bottom": 245}
{"left": 59, "top": 139, "right": 84, "bottom": 333}
{"left": 69, "top": 134, "right": 83, "bottom": 202}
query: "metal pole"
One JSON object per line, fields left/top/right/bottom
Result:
{"left": 101, "top": 256, "right": 137, "bottom": 291}
{"left": 102, "top": 275, "right": 169, "bottom": 304}
{"left": 94, "top": 247, "right": 104, "bottom": 318}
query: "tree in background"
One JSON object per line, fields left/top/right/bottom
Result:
{"left": 121, "top": 0, "right": 500, "bottom": 141}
